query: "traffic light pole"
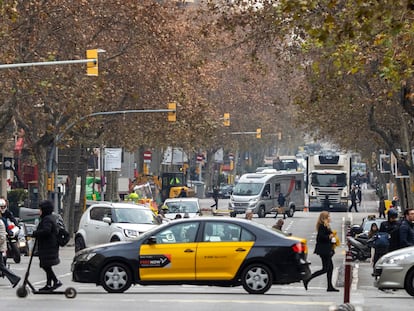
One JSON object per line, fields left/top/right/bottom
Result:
{"left": 1, "top": 53, "right": 177, "bottom": 210}
{"left": 230, "top": 129, "right": 261, "bottom": 139}
{"left": 0, "top": 59, "right": 95, "bottom": 69}
{"left": 0, "top": 48, "right": 104, "bottom": 75}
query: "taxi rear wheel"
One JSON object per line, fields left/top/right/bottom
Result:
{"left": 241, "top": 263, "right": 273, "bottom": 294}
{"left": 101, "top": 262, "right": 132, "bottom": 293}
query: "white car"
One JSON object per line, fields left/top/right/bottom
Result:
{"left": 373, "top": 246, "right": 414, "bottom": 296}
{"left": 162, "top": 197, "right": 202, "bottom": 220}
{"left": 75, "top": 202, "right": 160, "bottom": 252}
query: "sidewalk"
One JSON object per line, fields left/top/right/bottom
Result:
{"left": 335, "top": 186, "right": 380, "bottom": 310}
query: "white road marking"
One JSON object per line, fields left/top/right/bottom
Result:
{"left": 147, "top": 298, "right": 333, "bottom": 306}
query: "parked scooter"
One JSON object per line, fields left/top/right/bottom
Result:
{"left": 347, "top": 233, "right": 372, "bottom": 261}
{"left": 6, "top": 221, "right": 21, "bottom": 264}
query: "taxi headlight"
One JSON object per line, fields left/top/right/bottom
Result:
{"left": 77, "top": 252, "right": 96, "bottom": 262}
{"left": 124, "top": 229, "right": 139, "bottom": 238}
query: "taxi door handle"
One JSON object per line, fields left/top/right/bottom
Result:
{"left": 235, "top": 248, "right": 246, "bottom": 252}
{"left": 184, "top": 249, "right": 195, "bottom": 253}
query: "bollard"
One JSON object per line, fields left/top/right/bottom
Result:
{"left": 344, "top": 224, "right": 352, "bottom": 303}
{"left": 343, "top": 250, "right": 352, "bottom": 303}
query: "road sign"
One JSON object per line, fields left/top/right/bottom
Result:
{"left": 196, "top": 154, "right": 204, "bottom": 163}
{"left": 3, "top": 157, "right": 13, "bottom": 170}
{"left": 144, "top": 150, "right": 152, "bottom": 163}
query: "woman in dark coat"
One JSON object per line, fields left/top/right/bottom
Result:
{"left": 32, "top": 200, "right": 62, "bottom": 291}
{"left": 303, "top": 211, "right": 339, "bottom": 292}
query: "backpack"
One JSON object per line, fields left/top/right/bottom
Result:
{"left": 54, "top": 214, "right": 70, "bottom": 247}
{"left": 372, "top": 232, "right": 390, "bottom": 250}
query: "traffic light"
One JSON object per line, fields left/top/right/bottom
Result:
{"left": 256, "top": 128, "right": 262, "bottom": 139}
{"left": 168, "top": 102, "right": 176, "bottom": 122}
{"left": 86, "top": 49, "right": 98, "bottom": 76}
{"left": 223, "top": 113, "right": 230, "bottom": 126}
{"left": 47, "top": 174, "right": 55, "bottom": 192}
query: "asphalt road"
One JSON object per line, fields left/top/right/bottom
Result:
{"left": 2, "top": 187, "right": 413, "bottom": 311}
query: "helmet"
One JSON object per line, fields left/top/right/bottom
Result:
{"left": 0, "top": 198, "right": 7, "bottom": 213}
{"left": 388, "top": 208, "right": 398, "bottom": 218}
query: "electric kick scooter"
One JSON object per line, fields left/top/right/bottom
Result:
{"left": 16, "top": 239, "right": 76, "bottom": 298}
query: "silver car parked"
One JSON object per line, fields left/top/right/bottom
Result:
{"left": 373, "top": 246, "right": 414, "bottom": 296}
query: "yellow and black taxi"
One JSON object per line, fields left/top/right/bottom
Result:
{"left": 72, "top": 217, "right": 310, "bottom": 294}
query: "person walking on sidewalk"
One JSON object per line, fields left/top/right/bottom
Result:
{"left": 378, "top": 196, "right": 386, "bottom": 219}
{"left": 371, "top": 208, "right": 400, "bottom": 267}
{"left": 303, "top": 211, "right": 339, "bottom": 292}
{"left": 356, "top": 186, "right": 362, "bottom": 209}
{"left": 399, "top": 208, "right": 414, "bottom": 248}
{"left": 0, "top": 214, "right": 21, "bottom": 287}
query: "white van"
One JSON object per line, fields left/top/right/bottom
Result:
{"left": 228, "top": 170, "right": 305, "bottom": 218}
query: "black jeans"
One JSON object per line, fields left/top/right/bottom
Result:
{"left": 349, "top": 200, "right": 358, "bottom": 212}
{"left": 308, "top": 253, "right": 335, "bottom": 289}
{"left": 42, "top": 266, "right": 58, "bottom": 286}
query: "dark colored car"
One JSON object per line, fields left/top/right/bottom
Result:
{"left": 219, "top": 184, "right": 233, "bottom": 199}
{"left": 72, "top": 217, "right": 310, "bottom": 294}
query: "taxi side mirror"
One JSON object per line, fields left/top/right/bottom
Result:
{"left": 147, "top": 236, "right": 157, "bottom": 245}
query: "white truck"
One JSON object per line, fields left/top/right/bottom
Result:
{"left": 306, "top": 154, "right": 351, "bottom": 212}
{"left": 228, "top": 169, "right": 305, "bottom": 218}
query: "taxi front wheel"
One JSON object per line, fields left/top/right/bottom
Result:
{"left": 241, "top": 263, "right": 273, "bottom": 294}
{"left": 101, "top": 262, "right": 132, "bottom": 293}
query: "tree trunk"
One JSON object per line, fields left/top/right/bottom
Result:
{"left": 105, "top": 170, "right": 119, "bottom": 201}
{"left": 32, "top": 144, "right": 48, "bottom": 201}
{"left": 400, "top": 113, "right": 414, "bottom": 212}
{"left": 62, "top": 145, "right": 82, "bottom": 235}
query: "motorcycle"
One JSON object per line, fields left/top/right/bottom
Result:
{"left": 347, "top": 233, "right": 372, "bottom": 262}
{"left": 6, "top": 221, "right": 21, "bottom": 264}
